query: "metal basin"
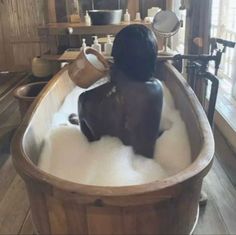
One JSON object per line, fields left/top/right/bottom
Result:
{"left": 88, "top": 9, "right": 122, "bottom": 25}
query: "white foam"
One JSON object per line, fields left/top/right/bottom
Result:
{"left": 155, "top": 110, "right": 191, "bottom": 175}
{"left": 39, "top": 127, "right": 167, "bottom": 186}
{"left": 38, "top": 81, "right": 191, "bottom": 186}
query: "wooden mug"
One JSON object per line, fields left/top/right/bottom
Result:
{"left": 68, "top": 47, "right": 109, "bottom": 88}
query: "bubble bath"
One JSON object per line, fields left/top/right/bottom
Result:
{"left": 38, "top": 82, "right": 191, "bottom": 186}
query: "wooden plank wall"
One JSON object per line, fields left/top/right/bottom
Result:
{"left": 0, "top": 0, "right": 49, "bottom": 71}
{"left": 47, "top": 0, "right": 57, "bottom": 23}
{"left": 0, "top": 11, "right": 7, "bottom": 71}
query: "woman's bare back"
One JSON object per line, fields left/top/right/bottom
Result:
{"left": 78, "top": 77, "right": 163, "bottom": 158}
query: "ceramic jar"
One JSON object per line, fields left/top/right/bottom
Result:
{"left": 32, "top": 57, "right": 52, "bottom": 78}
{"left": 68, "top": 47, "right": 109, "bottom": 88}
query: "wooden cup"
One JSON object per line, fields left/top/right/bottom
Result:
{"left": 68, "top": 47, "right": 109, "bottom": 88}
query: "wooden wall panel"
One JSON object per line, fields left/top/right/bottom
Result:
{"left": 7, "top": 0, "right": 46, "bottom": 42}
{"left": 0, "top": 13, "right": 6, "bottom": 70}
{"left": 0, "top": 0, "right": 48, "bottom": 71}
{"left": 12, "top": 43, "right": 49, "bottom": 69}
{"left": 0, "top": 1, "right": 13, "bottom": 71}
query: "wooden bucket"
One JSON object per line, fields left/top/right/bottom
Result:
{"left": 11, "top": 62, "right": 214, "bottom": 235}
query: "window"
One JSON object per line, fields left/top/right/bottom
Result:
{"left": 211, "top": 0, "right": 236, "bottom": 82}
{"left": 171, "top": 0, "right": 186, "bottom": 54}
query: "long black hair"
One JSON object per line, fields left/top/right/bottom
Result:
{"left": 111, "top": 24, "right": 158, "bottom": 82}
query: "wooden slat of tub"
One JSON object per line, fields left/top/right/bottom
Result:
{"left": 0, "top": 175, "right": 29, "bottom": 234}
{"left": 123, "top": 202, "right": 174, "bottom": 235}
{"left": 173, "top": 179, "right": 202, "bottom": 234}
{"left": 86, "top": 206, "right": 123, "bottom": 235}
{"left": 137, "top": 205, "right": 171, "bottom": 235}
{"left": 122, "top": 207, "right": 137, "bottom": 234}
{"left": 26, "top": 183, "right": 51, "bottom": 235}
{"left": 47, "top": 196, "right": 68, "bottom": 235}
{"left": 64, "top": 203, "right": 88, "bottom": 235}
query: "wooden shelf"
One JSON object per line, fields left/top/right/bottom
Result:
{"left": 38, "top": 21, "right": 164, "bottom": 61}
{"left": 38, "top": 21, "right": 152, "bottom": 36}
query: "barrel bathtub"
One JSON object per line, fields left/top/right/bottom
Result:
{"left": 11, "top": 62, "right": 214, "bottom": 235}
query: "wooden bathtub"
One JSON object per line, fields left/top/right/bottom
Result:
{"left": 11, "top": 62, "right": 214, "bottom": 235}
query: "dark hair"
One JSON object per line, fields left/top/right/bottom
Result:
{"left": 111, "top": 24, "right": 158, "bottom": 82}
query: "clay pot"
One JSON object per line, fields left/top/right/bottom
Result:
{"left": 14, "top": 82, "right": 47, "bottom": 119}
{"left": 32, "top": 57, "right": 52, "bottom": 78}
{"left": 68, "top": 47, "right": 109, "bottom": 88}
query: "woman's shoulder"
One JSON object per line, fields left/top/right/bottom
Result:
{"left": 79, "top": 81, "right": 115, "bottom": 102}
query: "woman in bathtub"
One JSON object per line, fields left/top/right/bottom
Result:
{"left": 75, "top": 24, "right": 163, "bottom": 159}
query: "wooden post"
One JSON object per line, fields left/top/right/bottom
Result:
{"left": 185, "top": 0, "right": 212, "bottom": 54}
{"left": 0, "top": 0, "right": 14, "bottom": 70}
{"left": 127, "top": 0, "right": 139, "bottom": 20}
{"left": 0, "top": 5, "right": 6, "bottom": 70}
{"left": 47, "top": 0, "right": 57, "bottom": 23}
{"left": 184, "top": 0, "right": 213, "bottom": 108}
